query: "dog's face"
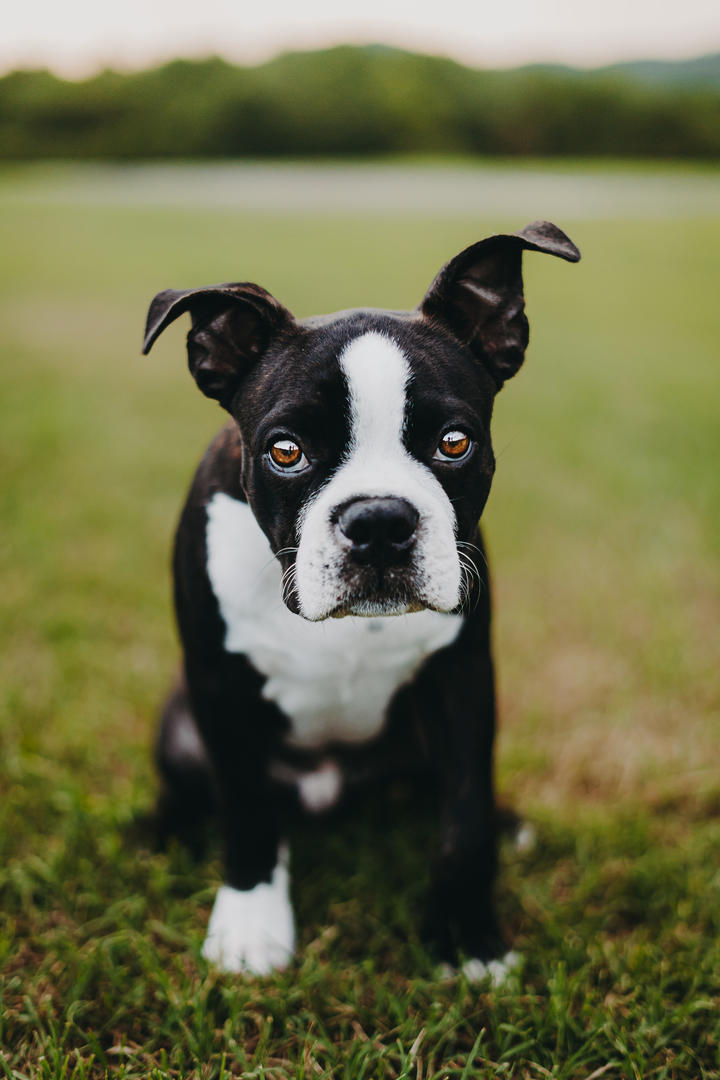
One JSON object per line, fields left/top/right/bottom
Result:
{"left": 143, "top": 222, "right": 579, "bottom": 621}
{"left": 227, "top": 314, "right": 497, "bottom": 620}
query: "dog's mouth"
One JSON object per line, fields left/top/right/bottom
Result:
{"left": 329, "top": 592, "right": 427, "bottom": 619}
{"left": 298, "top": 564, "right": 449, "bottom": 621}
{"left": 276, "top": 548, "right": 432, "bottom": 620}
{"left": 329, "top": 600, "right": 426, "bottom": 619}
{"left": 327, "top": 565, "right": 426, "bottom": 619}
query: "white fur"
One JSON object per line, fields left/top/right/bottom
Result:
{"left": 514, "top": 822, "right": 537, "bottom": 853}
{"left": 294, "top": 332, "right": 462, "bottom": 622}
{"left": 205, "top": 492, "right": 462, "bottom": 749}
{"left": 269, "top": 757, "right": 343, "bottom": 813}
{"left": 297, "top": 760, "right": 343, "bottom": 813}
{"left": 167, "top": 707, "right": 207, "bottom": 761}
{"left": 202, "top": 850, "right": 295, "bottom": 974}
{"left": 438, "top": 950, "right": 521, "bottom": 986}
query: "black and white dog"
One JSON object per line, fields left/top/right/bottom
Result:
{"left": 142, "top": 221, "right": 580, "bottom": 979}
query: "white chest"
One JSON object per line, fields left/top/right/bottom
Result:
{"left": 204, "top": 493, "right": 463, "bottom": 748}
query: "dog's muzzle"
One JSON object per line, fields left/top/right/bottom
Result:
{"left": 294, "top": 478, "right": 461, "bottom": 621}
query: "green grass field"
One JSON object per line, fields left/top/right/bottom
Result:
{"left": 1, "top": 162, "right": 719, "bottom": 1078}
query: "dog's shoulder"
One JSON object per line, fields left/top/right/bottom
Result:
{"left": 170, "top": 423, "right": 248, "bottom": 650}
{"left": 186, "top": 421, "right": 246, "bottom": 506}
{"left": 173, "top": 421, "right": 246, "bottom": 571}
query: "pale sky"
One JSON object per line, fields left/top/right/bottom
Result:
{"left": 3, "top": 0, "right": 720, "bottom": 78}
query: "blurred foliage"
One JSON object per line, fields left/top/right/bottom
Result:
{"left": 0, "top": 45, "right": 719, "bottom": 159}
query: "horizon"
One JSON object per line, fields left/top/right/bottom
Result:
{"left": 2, "top": 39, "right": 720, "bottom": 82}
{"left": 2, "top": 0, "right": 720, "bottom": 80}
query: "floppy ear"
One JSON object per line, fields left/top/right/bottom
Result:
{"left": 420, "top": 221, "right": 580, "bottom": 388}
{"left": 142, "top": 282, "right": 295, "bottom": 408}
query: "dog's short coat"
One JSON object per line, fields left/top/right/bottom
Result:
{"left": 143, "top": 221, "right": 580, "bottom": 977}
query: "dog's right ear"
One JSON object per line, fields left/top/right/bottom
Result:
{"left": 142, "top": 282, "right": 295, "bottom": 408}
{"left": 420, "top": 221, "right": 580, "bottom": 389}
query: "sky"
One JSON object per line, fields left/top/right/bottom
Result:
{"left": 3, "top": 0, "right": 720, "bottom": 78}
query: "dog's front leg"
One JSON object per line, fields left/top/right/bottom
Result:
{"left": 186, "top": 654, "right": 296, "bottom": 976}
{"left": 421, "top": 651, "right": 517, "bottom": 982}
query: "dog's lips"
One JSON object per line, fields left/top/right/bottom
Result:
{"left": 326, "top": 563, "right": 426, "bottom": 619}
{"left": 328, "top": 597, "right": 427, "bottom": 619}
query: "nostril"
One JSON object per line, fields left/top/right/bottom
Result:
{"left": 337, "top": 497, "right": 419, "bottom": 558}
{"left": 339, "top": 511, "right": 372, "bottom": 548}
{"left": 384, "top": 506, "right": 419, "bottom": 549}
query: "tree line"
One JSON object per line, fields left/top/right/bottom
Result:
{"left": 1, "top": 45, "right": 718, "bottom": 159}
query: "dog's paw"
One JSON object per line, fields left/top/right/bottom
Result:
{"left": 437, "top": 950, "right": 521, "bottom": 986}
{"left": 202, "top": 864, "right": 295, "bottom": 975}
{"left": 513, "top": 821, "right": 537, "bottom": 854}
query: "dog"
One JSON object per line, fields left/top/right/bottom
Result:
{"left": 142, "top": 221, "right": 580, "bottom": 979}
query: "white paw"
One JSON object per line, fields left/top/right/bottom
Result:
{"left": 514, "top": 822, "right": 537, "bottom": 853}
{"left": 202, "top": 855, "right": 295, "bottom": 975}
{"left": 438, "top": 950, "right": 522, "bottom": 986}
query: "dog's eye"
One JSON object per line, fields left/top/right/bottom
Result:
{"left": 435, "top": 430, "right": 472, "bottom": 461}
{"left": 268, "top": 438, "right": 307, "bottom": 471}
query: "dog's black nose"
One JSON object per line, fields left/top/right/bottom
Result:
{"left": 336, "top": 497, "right": 419, "bottom": 565}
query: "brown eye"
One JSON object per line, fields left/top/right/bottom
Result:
{"left": 435, "top": 430, "right": 472, "bottom": 461}
{"left": 268, "top": 438, "right": 307, "bottom": 471}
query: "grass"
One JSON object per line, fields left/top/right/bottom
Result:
{"left": 1, "top": 161, "right": 719, "bottom": 1077}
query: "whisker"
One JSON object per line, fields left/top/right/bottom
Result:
{"left": 280, "top": 563, "right": 299, "bottom": 607}
{"left": 456, "top": 554, "right": 471, "bottom": 607}
{"left": 457, "top": 539, "right": 488, "bottom": 572}
{"left": 259, "top": 545, "right": 299, "bottom": 575}
{"left": 494, "top": 437, "right": 517, "bottom": 460}
{"left": 458, "top": 567, "right": 472, "bottom": 609}
{"left": 456, "top": 547, "right": 483, "bottom": 613}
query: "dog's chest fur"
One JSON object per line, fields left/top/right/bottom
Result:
{"left": 205, "top": 491, "right": 463, "bottom": 748}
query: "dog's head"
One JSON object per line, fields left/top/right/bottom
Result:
{"left": 143, "top": 222, "right": 579, "bottom": 621}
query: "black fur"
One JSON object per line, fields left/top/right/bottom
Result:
{"left": 144, "top": 222, "right": 580, "bottom": 968}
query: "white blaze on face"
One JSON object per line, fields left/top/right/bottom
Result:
{"left": 294, "top": 331, "right": 461, "bottom": 621}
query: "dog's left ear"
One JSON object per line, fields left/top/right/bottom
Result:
{"left": 142, "top": 282, "right": 295, "bottom": 408}
{"left": 421, "top": 221, "right": 580, "bottom": 388}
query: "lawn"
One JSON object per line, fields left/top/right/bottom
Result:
{"left": 0, "top": 162, "right": 719, "bottom": 1078}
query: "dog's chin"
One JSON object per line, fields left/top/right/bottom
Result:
{"left": 330, "top": 597, "right": 427, "bottom": 619}
{"left": 289, "top": 591, "right": 450, "bottom": 622}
